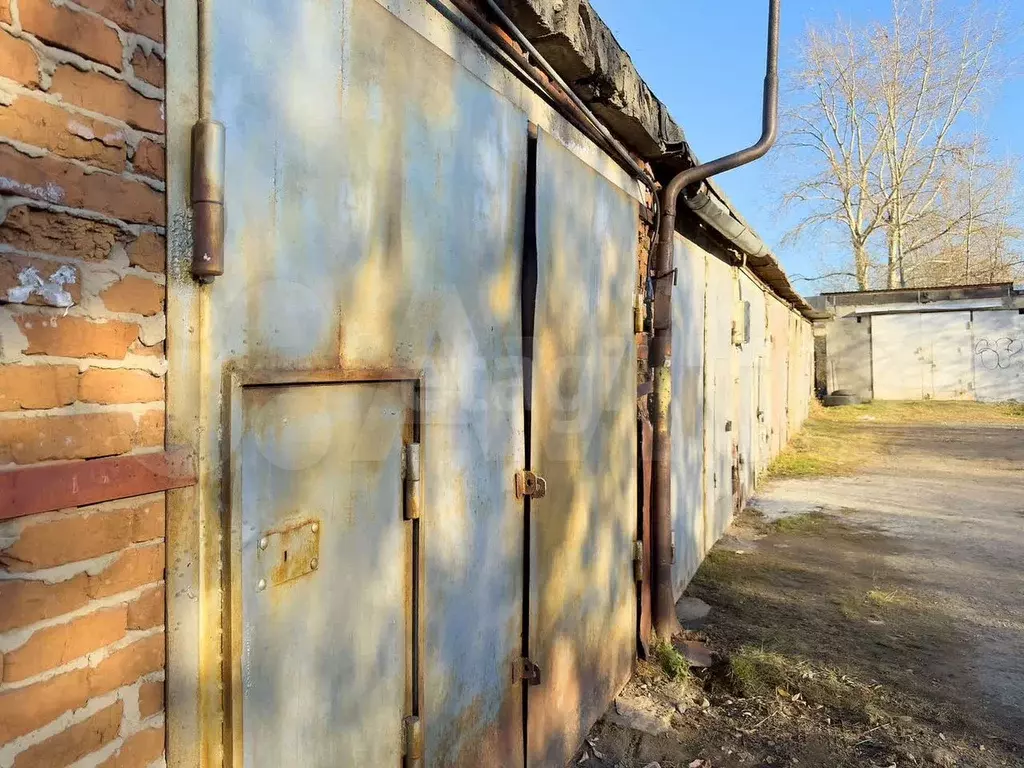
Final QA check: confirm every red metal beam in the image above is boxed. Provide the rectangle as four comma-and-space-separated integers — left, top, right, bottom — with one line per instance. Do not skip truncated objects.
0, 446, 197, 521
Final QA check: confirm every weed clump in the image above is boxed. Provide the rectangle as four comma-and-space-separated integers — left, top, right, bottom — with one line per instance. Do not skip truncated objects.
652, 635, 691, 681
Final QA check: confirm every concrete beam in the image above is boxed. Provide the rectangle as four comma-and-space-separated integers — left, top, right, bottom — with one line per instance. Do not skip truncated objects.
500, 0, 685, 157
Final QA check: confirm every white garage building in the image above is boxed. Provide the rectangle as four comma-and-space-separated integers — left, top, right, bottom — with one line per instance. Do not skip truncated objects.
816, 283, 1024, 402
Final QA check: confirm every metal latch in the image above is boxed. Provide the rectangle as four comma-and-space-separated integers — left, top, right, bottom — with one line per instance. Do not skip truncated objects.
515, 470, 546, 500
632, 541, 644, 583
402, 716, 423, 768
512, 657, 541, 686
402, 443, 421, 520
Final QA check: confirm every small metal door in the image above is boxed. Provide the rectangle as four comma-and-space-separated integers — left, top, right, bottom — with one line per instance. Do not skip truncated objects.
235, 381, 417, 767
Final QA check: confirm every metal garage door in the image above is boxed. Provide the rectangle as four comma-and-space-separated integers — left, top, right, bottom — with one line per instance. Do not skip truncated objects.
527, 128, 637, 768
920, 312, 973, 399
973, 310, 1024, 402
873, 312, 974, 400
872, 314, 925, 399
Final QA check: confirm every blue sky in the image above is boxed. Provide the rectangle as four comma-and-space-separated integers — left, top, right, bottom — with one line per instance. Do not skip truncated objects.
588, 0, 1024, 291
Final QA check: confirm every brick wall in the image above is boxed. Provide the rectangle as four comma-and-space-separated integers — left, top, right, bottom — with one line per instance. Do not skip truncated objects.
0, 0, 167, 764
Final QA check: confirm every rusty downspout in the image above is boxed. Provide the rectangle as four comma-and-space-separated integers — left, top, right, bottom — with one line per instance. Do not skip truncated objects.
650, 0, 781, 639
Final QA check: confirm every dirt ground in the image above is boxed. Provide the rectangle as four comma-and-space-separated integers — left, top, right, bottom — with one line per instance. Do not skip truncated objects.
581, 405, 1024, 768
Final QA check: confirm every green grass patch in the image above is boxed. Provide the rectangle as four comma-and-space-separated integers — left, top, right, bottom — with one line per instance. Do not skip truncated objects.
651, 634, 691, 682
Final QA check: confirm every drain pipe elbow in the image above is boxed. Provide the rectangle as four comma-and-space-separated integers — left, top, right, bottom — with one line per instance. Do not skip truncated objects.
650, 0, 781, 640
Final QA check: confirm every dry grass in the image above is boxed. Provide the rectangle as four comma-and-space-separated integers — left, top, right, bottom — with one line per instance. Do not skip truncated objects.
764, 400, 1024, 480
764, 421, 882, 479
728, 645, 872, 714
770, 511, 833, 534
815, 399, 1024, 425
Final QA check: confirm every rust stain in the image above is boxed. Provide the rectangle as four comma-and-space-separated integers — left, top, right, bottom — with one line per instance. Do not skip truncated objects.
258, 517, 321, 587
434, 665, 522, 768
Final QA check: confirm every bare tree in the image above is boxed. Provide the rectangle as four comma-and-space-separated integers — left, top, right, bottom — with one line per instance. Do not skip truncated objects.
781, 0, 1015, 289
782, 20, 886, 289
875, 0, 1007, 286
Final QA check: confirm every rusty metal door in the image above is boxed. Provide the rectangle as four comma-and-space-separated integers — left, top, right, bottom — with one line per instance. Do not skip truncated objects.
235, 381, 416, 767
197, 0, 531, 764
526, 129, 638, 768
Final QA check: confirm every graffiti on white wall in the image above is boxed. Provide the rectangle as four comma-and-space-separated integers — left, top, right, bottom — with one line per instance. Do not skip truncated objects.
974, 337, 1023, 371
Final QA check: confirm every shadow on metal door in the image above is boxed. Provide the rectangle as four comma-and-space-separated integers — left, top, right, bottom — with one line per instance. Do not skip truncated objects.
228, 375, 423, 767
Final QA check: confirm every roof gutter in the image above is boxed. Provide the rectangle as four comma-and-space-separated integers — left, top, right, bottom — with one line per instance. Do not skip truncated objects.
684, 184, 771, 260
650, 0, 781, 640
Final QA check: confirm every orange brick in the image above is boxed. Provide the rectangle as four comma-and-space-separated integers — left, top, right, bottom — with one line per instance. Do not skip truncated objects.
0, 205, 120, 261
137, 680, 162, 719
74, 0, 162, 42
0, 33, 41, 88
3, 607, 128, 682
88, 632, 164, 697
50, 66, 162, 133
98, 724, 164, 768
87, 542, 164, 599
130, 498, 164, 542
100, 274, 162, 316
12, 700, 123, 768
126, 585, 163, 629
0, 411, 136, 463
128, 340, 163, 358
130, 46, 162, 88
126, 231, 164, 273
0, 501, 142, 571
132, 137, 163, 179
0, 94, 127, 170
18, 0, 123, 69
135, 408, 163, 447
0, 253, 82, 307
17, 313, 139, 358
0, 668, 90, 743
0, 364, 78, 411
79, 368, 164, 404
0, 145, 164, 225
0, 574, 90, 633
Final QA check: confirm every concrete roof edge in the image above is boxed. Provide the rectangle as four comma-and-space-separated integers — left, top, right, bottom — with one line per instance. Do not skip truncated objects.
496, 0, 814, 319
498, 0, 686, 156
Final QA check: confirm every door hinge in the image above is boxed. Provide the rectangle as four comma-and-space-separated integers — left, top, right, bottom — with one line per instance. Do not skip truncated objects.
402, 443, 421, 521
514, 470, 546, 500
632, 541, 644, 583
670, 532, 676, 564
402, 716, 423, 768
512, 656, 542, 686
190, 120, 226, 282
